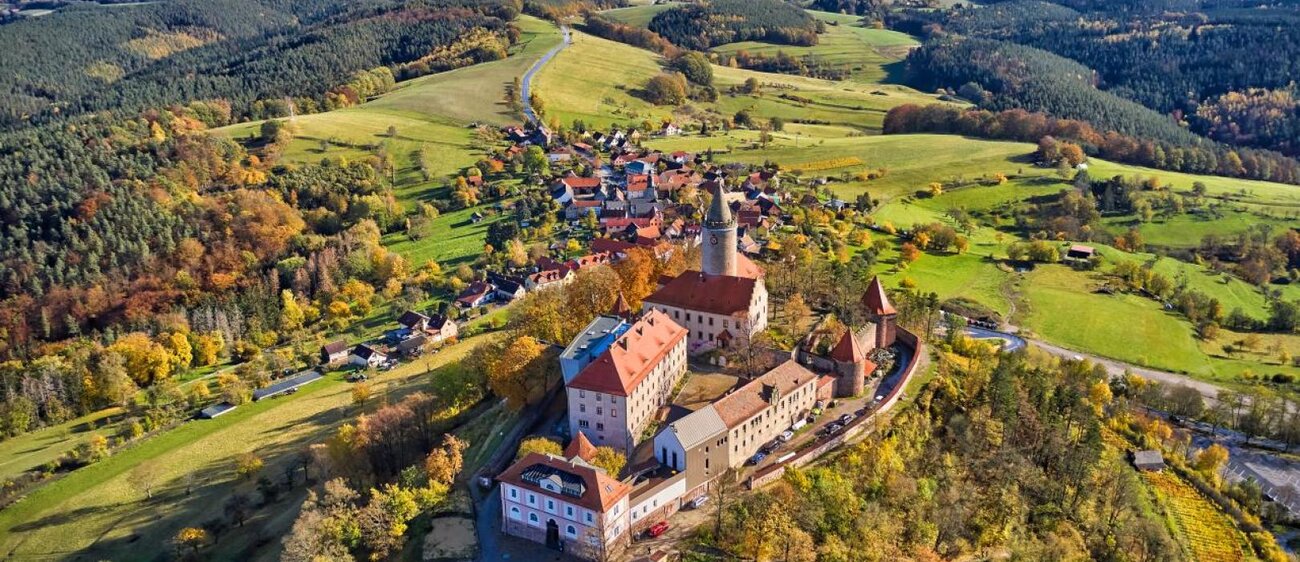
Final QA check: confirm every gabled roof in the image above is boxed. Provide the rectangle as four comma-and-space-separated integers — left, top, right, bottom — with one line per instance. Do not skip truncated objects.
322, 340, 348, 355
397, 310, 429, 328
568, 310, 687, 397
643, 272, 758, 317
611, 292, 633, 319
712, 360, 817, 428
352, 344, 386, 360
560, 176, 601, 190
863, 276, 896, 316
498, 452, 631, 512
565, 431, 599, 462
664, 405, 727, 449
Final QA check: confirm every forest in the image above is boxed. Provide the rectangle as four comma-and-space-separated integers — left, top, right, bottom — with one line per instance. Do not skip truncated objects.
883, 103, 1300, 184
900, 0, 1300, 157
706, 333, 1286, 561
0, 0, 519, 128
647, 0, 822, 50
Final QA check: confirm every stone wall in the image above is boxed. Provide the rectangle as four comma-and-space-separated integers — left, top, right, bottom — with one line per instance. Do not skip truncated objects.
748, 327, 925, 490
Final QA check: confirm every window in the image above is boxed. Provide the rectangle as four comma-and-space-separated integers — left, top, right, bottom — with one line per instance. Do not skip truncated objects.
529, 513, 539, 525
579, 419, 589, 428
612, 408, 617, 418
528, 493, 536, 506
579, 404, 586, 413
597, 422, 604, 431
586, 512, 594, 524
509, 488, 518, 500
579, 390, 585, 398
596, 407, 603, 416
567, 525, 577, 537
709, 317, 714, 326
566, 506, 575, 518
596, 394, 602, 402
510, 507, 522, 520
547, 499, 555, 512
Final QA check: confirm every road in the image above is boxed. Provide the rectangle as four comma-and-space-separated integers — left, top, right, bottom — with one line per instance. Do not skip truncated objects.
520, 25, 570, 125
957, 320, 1224, 402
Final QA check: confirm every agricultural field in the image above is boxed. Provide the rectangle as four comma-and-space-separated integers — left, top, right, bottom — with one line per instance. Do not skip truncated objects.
711, 10, 919, 84
533, 28, 945, 132
596, 2, 680, 27
1144, 471, 1251, 562
0, 408, 124, 482
0, 335, 497, 562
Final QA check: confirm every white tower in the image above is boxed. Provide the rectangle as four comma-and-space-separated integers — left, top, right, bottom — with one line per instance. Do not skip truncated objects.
701, 180, 737, 277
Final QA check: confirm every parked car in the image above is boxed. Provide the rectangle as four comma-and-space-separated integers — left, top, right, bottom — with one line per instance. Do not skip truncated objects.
837, 413, 854, 425
855, 407, 868, 417
827, 422, 844, 434
778, 430, 795, 442
648, 521, 670, 538
761, 440, 781, 454
347, 373, 368, 382
747, 451, 767, 465
687, 495, 709, 510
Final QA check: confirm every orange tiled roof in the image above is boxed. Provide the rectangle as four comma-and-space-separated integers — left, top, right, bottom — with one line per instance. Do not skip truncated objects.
712, 360, 817, 427
568, 310, 687, 397
497, 452, 631, 512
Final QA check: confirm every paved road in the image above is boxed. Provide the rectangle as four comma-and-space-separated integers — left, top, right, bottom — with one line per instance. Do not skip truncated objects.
1026, 337, 1224, 401
520, 25, 570, 125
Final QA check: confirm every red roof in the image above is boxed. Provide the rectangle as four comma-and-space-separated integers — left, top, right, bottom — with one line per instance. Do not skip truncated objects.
496, 452, 631, 512
644, 272, 758, 317
568, 310, 687, 397
863, 276, 896, 316
830, 330, 866, 363
568, 252, 612, 269
735, 254, 764, 280
564, 431, 599, 462
627, 174, 651, 191
562, 176, 601, 190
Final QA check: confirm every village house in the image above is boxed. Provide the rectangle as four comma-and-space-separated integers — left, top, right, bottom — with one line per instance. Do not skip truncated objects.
498, 437, 632, 559
425, 314, 458, 344
488, 273, 527, 302
566, 310, 689, 454
456, 280, 495, 308
349, 344, 387, 368
320, 340, 349, 366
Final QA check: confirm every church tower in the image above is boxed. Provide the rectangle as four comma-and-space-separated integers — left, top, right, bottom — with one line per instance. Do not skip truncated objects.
701, 180, 737, 277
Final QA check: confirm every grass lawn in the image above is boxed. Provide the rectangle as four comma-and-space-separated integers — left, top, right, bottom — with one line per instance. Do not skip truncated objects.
711, 10, 917, 84
596, 2, 680, 27
0, 335, 496, 561
367, 14, 561, 127
382, 203, 510, 268
1019, 265, 1221, 377
1101, 209, 1298, 249
0, 408, 124, 482
534, 28, 945, 132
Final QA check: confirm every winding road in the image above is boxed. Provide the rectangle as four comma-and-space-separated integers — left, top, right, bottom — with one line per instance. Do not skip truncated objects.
962, 324, 1224, 401
520, 25, 570, 125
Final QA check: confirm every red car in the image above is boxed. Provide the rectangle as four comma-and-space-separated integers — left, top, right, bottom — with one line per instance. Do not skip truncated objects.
647, 521, 670, 538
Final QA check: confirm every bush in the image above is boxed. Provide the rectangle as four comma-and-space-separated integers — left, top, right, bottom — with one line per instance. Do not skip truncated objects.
644, 73, 688, 106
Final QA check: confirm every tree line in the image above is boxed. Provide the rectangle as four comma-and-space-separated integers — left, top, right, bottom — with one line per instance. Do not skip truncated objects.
647, 0, 822, 51
883, 103, 1300, 184
901, 0, 1300, 157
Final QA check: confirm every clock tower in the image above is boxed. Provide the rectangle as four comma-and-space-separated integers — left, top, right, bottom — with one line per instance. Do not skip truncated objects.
701, 180, 737, 277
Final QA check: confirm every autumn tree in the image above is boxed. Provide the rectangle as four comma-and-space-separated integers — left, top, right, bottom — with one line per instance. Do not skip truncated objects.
589, 447, 627, 477
612, 248, 657, 308
487, 336, 549, 409
236, 452, 265, 480
516, 436, 563, 460
174, 527, 208, 556
425, 434, 468, 486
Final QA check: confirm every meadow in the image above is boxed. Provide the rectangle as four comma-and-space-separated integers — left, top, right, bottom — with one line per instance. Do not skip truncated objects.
533, 25, 944, 132
0, 335, 499, 562
711, 10, 918, 84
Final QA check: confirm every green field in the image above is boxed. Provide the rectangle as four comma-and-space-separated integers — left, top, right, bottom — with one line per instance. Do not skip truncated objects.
0, 408, 123, 482
711, 10, 918, 84
0, 336, 493, 562
597, 2, 680, 27
533, 27, 945, 131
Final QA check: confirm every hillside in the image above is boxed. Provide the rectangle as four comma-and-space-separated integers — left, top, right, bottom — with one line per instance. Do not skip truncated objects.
647, 0, 821, 50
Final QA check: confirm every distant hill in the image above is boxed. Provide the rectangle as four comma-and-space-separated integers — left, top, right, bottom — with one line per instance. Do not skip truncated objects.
647, 0, 821, 50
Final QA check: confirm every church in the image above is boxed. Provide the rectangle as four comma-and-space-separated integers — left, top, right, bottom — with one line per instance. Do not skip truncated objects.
641, 180, 769, 354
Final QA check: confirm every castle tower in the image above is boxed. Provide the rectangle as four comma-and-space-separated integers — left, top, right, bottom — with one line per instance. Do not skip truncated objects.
863, 276, 898, 349
829, 330, 868, 397
701, 180, 737, 277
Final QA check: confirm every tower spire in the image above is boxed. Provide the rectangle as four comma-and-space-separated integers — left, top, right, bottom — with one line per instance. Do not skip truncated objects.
704, 180, 733, 228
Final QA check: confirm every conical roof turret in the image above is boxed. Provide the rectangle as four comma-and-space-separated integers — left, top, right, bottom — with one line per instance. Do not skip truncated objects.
704, 180, 733, 228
